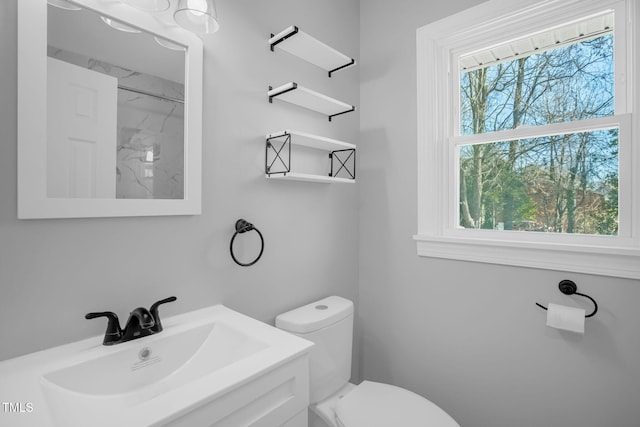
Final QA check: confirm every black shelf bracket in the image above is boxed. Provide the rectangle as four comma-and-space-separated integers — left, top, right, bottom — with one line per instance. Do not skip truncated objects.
265, 132, 291, 176
328, 58, 356, 78
268, 83, 298, 104
329, 149, 356, 180
269, 26, 299, 52
329, 105, 356, 122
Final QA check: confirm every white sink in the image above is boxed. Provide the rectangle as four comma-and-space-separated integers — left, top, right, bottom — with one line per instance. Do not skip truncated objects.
42, 322, 267, 396
0, 304, 313, 427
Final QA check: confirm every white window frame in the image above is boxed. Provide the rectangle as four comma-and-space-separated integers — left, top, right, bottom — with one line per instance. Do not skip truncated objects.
415, 0, 640, 279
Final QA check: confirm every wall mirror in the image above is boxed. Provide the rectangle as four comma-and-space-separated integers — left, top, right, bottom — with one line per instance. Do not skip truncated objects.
18, 0, 203, 218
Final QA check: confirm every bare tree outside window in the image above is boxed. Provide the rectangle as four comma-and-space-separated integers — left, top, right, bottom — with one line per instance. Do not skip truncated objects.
459, 31, 617, 235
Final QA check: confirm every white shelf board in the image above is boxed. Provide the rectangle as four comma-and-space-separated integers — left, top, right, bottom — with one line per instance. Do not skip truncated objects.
268, 82, 355, 120
266, 173, 355, 184
269, 26, 356, 76
267, 130, 355, 151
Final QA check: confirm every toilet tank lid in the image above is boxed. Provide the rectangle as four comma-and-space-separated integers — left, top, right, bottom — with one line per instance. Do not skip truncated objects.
276, 296, 354, 334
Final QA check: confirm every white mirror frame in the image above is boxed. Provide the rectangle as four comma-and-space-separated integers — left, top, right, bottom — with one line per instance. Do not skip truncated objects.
17, 0, 203, 219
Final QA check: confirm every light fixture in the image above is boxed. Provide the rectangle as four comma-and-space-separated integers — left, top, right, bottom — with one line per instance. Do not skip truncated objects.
100, 16, 142, 33
174, 0, 220, 34
154, 36, 187, 51
47, 0, 82, 10
122, 0, 170, 12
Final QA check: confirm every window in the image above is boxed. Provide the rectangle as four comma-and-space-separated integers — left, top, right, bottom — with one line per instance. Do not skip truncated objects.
459, 20, 617, 235
416, 0, 640, 279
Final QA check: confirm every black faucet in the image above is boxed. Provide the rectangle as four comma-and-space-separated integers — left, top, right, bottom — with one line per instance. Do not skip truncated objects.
149, 296, 177, 333
84, 311, 122, 345
121, 307, 155, 342
85, 296, 177, 346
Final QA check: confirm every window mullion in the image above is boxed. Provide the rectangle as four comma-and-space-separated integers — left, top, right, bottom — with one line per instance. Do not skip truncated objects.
450, 115, 627, 147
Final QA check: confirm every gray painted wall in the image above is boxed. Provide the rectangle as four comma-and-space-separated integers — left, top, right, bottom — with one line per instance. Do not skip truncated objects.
0, 0, 359, 361
358, 1, 640, 427
4, 1, 640, 425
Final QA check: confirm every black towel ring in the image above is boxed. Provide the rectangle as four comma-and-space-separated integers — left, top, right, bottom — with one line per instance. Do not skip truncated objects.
230, 219, 264, 267
535, 280, 598, 318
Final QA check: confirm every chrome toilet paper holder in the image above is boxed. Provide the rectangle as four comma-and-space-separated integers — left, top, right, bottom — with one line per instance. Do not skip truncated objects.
536, 280, 598, 318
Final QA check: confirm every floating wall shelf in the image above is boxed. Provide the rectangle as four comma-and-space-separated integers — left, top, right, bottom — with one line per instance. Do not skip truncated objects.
269, 26, 356, 77
266, 172, 355, 184
265, 130, 356, 184
269, 130, 355, 151
268, 83, 355, 122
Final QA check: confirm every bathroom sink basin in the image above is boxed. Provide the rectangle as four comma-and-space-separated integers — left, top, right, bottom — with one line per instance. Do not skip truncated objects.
41, 322, 267, 397
0, 304, 313, 427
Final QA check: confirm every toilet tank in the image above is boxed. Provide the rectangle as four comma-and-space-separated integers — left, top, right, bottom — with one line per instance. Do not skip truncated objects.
276, 296, 354, 404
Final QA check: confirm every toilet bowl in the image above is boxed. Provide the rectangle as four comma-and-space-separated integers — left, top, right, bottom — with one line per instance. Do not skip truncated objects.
276, 296, 460, 427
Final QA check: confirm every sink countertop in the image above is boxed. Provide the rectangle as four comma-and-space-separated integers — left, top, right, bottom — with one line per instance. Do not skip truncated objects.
0, 304, 314, 427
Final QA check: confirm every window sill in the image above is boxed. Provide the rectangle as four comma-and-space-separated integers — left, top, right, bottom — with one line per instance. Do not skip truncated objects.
414, 234, 640, 279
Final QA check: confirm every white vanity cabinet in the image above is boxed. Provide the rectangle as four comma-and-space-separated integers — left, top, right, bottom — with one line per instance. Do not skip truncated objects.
0, 305, 313, 427
165, 354, 310, 427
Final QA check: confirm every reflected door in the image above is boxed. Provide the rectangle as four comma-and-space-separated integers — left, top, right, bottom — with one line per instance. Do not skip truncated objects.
47, 57, 117, 198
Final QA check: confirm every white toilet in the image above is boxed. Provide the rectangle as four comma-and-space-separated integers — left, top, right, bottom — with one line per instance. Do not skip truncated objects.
276, 296, 460, 427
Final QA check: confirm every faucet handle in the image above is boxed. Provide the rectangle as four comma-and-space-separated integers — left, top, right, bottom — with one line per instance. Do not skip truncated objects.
85, 311, 122, 345
149, 296, 177, 333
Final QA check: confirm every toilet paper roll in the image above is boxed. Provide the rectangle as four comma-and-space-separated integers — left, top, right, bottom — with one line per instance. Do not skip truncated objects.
546, 303, 585, 334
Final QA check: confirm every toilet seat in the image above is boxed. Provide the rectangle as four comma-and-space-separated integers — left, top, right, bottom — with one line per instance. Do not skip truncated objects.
335, 381, 459, 427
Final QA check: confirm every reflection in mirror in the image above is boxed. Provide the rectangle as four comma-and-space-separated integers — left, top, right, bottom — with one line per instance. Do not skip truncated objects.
47, 3, 185, 199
